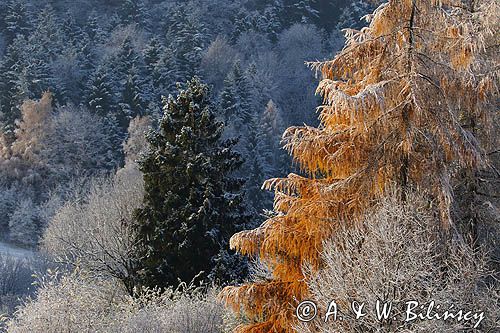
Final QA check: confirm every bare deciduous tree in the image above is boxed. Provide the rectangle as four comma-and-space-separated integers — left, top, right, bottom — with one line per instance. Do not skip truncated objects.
41, 166, 144, 294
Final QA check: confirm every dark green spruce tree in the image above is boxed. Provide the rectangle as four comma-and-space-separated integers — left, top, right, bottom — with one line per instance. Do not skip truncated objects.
135, 77, 250, 289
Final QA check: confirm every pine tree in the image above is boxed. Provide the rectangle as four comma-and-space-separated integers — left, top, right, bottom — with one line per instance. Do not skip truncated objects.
231, 9, 253, 43
261, 5, 283, 42
120, 0, 148, 30
61, 12, 87, 48
245, 115, 273, 214
85, 11, 104, 43
87, 65, 115, 117
335, 0, 373, 30
9, 198, 39, 247
219, 61, 253, 149
167, 5, 207, 83
115, 37, 140, 83
30, 5, 64, 59
4, 0, 31, 43
282, 0, 320, 25
142, 37, 167, 102
143, 37, 162, 85
260, 100, 287, 175
119, 66, 146, 123
0, 36, 28, 141
219, 62, 274, 215
145, 45, 179, 95
0, 58, 17, 140
221, 1, 498, 332
86, 65, 125, 167
135, 77, 250, 289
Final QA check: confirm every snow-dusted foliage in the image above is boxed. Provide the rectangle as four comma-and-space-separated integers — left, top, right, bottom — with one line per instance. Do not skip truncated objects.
135, 78, 250, 289
8, 198, 39, 247
123, 115, 152, 166
336, 0, 373, 30
298, 193, 500, 332
43, 104, 121, 177
201, 37, 239, 93
5, 270, 235, 333
0, 1, 369, 249
42, 166, 144, 294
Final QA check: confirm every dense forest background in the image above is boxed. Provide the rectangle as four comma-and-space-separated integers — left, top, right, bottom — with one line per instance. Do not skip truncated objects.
0, 0, 376, 324
0, 0, 373, 247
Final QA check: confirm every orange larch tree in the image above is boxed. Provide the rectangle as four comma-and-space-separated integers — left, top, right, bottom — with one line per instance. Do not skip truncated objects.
221, 0, 499, 332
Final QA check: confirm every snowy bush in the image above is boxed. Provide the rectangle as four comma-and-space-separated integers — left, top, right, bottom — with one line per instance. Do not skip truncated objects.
0, 253, 47, 322
41, 166, 143, 294
5, 270, 236, 333
0, 186, 16, 236
8, 198, 39, 247
297, 192, 500, 333
0, 255, 35, 297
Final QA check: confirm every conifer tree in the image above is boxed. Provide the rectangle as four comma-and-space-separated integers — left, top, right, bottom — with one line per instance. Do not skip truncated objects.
87, 65, 115, 117
260, 100, 287, 175
61, 12, 87, 48
85, 12, 104, 43
120, 0, 148, 29
281, 0, 320, 25
245, 115, 273, 214
30, 5, 64, 59
335, 0, 373, 30
167, 5, 207, 83
219, 61, 253, 149
0, 36, 28, 140
4, 0, 31, 43
221, 1, 498, 332
115, 37, 140, 82
135, 77, 250, 289
86, 65, 125, 166
143, 37, 163, 89
119, 67, 147, 122
0, 58, 17, 139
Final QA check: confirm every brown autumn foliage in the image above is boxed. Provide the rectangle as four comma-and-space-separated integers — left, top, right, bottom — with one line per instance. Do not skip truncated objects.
220, 1, 499, 332
11, 92, 53, 163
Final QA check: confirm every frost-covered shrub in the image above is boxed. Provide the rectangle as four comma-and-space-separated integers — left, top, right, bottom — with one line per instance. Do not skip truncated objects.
122, 116, 152, 167
0, 255, 35, 296
5, 270, 128, 333
42, 105, 121, 178
6, 270, 236, 333
297, 193, 499, 333
0, 254, 47, 322
8, 199, 39, 247
41, 166, 143, 294
109, 287, 229, 333
0, 186, 16, 236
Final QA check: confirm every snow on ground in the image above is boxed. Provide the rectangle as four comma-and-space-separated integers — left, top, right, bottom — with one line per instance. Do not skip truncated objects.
0, 241, 33, 259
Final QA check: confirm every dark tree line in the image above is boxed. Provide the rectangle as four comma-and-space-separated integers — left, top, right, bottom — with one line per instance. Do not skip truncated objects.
0, 0, 373, 256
